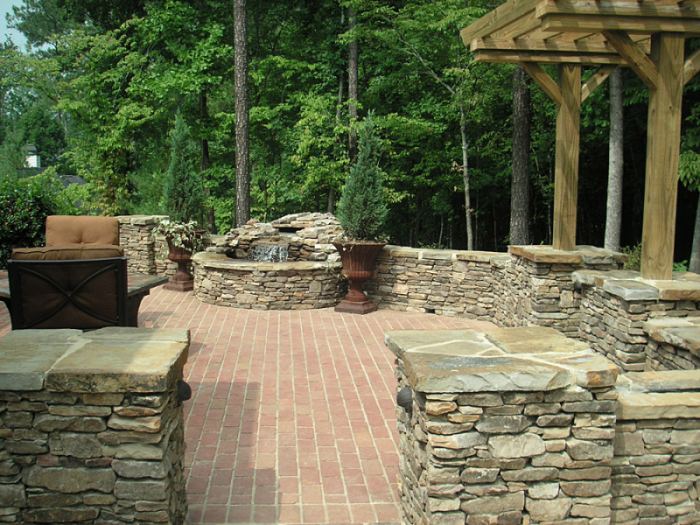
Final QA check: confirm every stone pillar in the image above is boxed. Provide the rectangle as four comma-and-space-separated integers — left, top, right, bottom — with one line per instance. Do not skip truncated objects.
498, 245, 625, 336
117, 215, 168, 275
644, 317, 700, 371
613, 370, 700, 523
387, 326, 619, 525
575, 270, 700, 372
0, 328, 189, 524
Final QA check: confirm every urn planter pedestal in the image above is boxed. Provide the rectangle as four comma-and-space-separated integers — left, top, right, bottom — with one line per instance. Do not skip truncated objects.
333, 241, 385, 314
164, 241, 194, 291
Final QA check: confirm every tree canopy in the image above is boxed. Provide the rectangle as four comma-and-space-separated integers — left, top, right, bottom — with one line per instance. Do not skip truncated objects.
1, 0, 698, 263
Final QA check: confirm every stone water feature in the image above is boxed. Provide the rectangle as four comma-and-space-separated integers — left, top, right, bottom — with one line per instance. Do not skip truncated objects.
192, 213, 346, 310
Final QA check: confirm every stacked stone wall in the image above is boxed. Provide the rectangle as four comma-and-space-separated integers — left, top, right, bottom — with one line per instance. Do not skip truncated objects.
644, 318, 700, 371
611, 374, 700, 524
193, 253, 345, 310
0, 328, 189, 525
576, 274, 700, 372
367, 247, 507, 320
117, 216, 167, 275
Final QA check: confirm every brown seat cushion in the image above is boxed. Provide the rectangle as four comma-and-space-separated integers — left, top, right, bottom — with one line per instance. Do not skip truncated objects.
46, 215, 120, 246
11, 245, 124, 261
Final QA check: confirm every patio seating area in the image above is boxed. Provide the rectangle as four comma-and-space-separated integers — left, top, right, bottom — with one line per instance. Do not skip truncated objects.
0, 284, 491, 524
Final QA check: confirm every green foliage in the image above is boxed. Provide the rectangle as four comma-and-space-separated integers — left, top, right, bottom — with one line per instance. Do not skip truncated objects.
164, 114, 204, 224
622, 243, 641, 271
0, 174, 59, 267
336, 113, 388, 241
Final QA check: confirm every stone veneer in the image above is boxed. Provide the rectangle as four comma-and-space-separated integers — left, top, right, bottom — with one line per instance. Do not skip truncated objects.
644, 317, 700, 371
575, 270, 700, 372
366, 247, 509, 320
613, 371, 700, 524
388, 326, 700, 524
0, 328, 189, 524
117, 215, 168, 275
192, 252, 345, 310
387, 326, 620, 525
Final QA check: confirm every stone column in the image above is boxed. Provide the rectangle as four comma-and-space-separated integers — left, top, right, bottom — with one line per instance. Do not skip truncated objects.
387, 326, 619, 525
0, 328, 189, 524
117, 215, 168, 275
499, 245, 625, 336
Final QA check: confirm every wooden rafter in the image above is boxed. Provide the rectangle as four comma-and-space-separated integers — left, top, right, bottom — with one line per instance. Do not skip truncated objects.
536, 0, 700, 20
541, 14, 700, 35
460, 0, 539, 44
473, 50, 625, 65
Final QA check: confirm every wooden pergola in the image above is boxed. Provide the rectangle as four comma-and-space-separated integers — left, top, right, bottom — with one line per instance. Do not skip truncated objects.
461, 0, 700, 280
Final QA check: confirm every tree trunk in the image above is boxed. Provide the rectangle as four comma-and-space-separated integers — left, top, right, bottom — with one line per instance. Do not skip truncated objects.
200, 91, 215, 232
234, 0, 250, 227
605, 68, 624, 252
690, 193, 700, 273
460, 105, 473, 250
348, 7, 358, 162
510, 65, 531, 245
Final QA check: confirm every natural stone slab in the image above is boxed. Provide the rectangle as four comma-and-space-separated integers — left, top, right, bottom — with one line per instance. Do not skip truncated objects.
0, 330, 81, 391
386, 327, 617, 393
643, 318, 700, 357
489, 434, 545, 458
25, 466, 115, 493
46, 328, 188, 393
620, 370, 700, 393
602, 280, 659, 301
509, 244, 624, 265
617, 391, 700, 420
192, 251, 340, 273
644, 279, 700, 301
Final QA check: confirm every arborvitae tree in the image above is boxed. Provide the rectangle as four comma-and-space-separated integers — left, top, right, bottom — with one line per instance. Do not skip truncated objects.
336, 113, 387, 241
165, 114, 204, 224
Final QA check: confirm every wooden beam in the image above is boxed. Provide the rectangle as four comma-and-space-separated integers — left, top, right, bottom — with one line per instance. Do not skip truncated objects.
603, 30, 658, 88
542, 14, 700, 35
581, 66, 616, 103
553, 65, 582, 251
684, 49, 700, 85
522, 63, 562, 105
472, 38, 622, 55
537, 0, 700, 20
641, 34, 685, 280
473, 50, 626, 66
460, 0, 539, 45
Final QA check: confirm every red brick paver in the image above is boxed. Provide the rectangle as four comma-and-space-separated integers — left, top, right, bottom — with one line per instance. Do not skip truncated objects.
0, 286, 492, 524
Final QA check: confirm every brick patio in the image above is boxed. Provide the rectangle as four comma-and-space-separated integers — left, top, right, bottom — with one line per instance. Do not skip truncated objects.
0, 286, 492, 524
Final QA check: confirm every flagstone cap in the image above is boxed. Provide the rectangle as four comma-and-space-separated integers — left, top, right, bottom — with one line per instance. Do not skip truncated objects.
509, 245, 626, 266
644, 317, 700, 357
617, 369, 700, 420
0, 328, 189, 393
385, 326, 618, 393
573, 269, 700, 301
192, 251, 340, 272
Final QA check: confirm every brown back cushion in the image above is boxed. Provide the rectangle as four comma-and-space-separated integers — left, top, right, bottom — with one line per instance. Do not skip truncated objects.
12, 245, 124, 261
46, 215, 120, 246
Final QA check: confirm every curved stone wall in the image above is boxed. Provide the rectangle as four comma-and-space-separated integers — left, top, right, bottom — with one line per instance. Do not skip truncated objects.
192, 252, 345, 310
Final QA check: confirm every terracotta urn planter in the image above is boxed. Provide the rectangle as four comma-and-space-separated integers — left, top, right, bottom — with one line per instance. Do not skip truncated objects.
164, 239, 194, 292
333, 241, 385, 314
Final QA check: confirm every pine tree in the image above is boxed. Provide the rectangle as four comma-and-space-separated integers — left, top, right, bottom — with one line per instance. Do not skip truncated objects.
165, 114, 203, 224
336, 113, 387, 241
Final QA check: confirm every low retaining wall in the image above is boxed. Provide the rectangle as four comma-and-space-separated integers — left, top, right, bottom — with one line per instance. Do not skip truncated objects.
613, 371, 700, 524
0, 328, 189, 524
388, 326, 700, 524
575, 270, 700, 372
192, 252, 345, 310
644, 317, 700, 371
117, 215, 167, 276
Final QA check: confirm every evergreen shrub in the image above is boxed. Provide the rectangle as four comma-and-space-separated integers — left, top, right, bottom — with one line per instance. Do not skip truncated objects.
336, 113, 388, 241
164, 114, 204, 224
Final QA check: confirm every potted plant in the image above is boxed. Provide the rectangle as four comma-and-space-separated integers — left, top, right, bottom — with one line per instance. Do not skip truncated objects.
333, 112, 388, 314
158, 113, 206, 291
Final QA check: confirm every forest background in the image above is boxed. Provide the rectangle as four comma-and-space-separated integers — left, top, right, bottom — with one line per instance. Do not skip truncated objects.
1, 0, 699, 265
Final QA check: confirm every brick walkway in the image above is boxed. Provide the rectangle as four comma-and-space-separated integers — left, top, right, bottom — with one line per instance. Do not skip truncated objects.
0, 286, 492, 524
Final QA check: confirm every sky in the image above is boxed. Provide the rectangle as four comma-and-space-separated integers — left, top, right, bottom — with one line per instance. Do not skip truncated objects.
1, 0, 28, 50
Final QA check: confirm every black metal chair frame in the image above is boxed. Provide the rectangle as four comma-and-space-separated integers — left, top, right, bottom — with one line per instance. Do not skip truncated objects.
7, 256, 128, 329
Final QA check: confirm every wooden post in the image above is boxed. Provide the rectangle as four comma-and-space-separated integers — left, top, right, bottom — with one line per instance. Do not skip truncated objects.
641, 34, 684, 280
552, 64, 581, 250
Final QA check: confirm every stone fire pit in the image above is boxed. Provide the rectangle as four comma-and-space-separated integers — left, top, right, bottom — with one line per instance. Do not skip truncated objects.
192, 213, 346, 310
